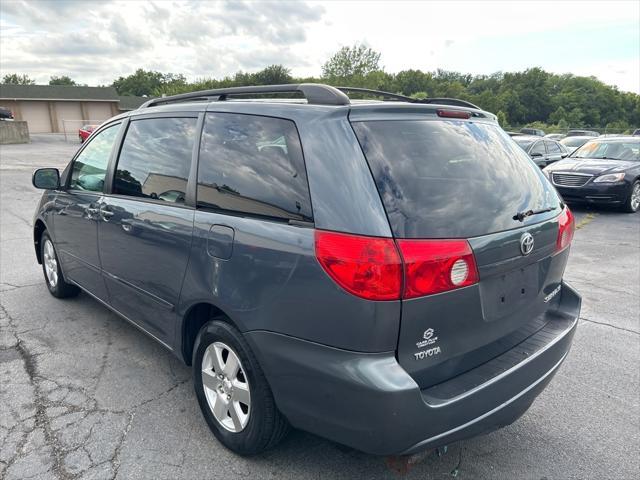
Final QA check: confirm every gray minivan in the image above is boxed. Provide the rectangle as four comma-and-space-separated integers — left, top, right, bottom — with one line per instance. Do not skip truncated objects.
32, 84, 580, 456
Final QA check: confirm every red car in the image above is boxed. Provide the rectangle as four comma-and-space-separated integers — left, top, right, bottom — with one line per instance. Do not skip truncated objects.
78, 124, 98, 143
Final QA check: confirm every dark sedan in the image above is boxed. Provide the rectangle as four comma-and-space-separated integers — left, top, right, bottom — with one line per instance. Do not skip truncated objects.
512, 135, 568, 168
543, 137, 640, 213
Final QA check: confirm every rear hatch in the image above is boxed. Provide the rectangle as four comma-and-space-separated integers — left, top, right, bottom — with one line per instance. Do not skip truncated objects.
351, 108, 570, 388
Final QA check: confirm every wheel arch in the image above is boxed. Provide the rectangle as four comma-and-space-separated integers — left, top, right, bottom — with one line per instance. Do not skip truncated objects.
179, 301, 241, 366
33, 218, 47, 264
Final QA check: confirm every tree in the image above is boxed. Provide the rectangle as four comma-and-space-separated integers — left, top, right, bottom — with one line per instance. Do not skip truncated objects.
49, 75, 77, 86
322, 44, 381, 78
496, 110, 508, 127
2, 73, 35, 85
112, 69, 186, 96
253, 65, 292, 85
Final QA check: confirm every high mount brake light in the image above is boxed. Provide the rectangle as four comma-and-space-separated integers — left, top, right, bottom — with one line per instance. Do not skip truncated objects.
556, 206, 575, 253
436, 109, 471, 119
315, 231, 479, 301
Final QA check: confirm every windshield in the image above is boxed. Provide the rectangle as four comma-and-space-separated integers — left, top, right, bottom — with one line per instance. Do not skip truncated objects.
561, 137, 590, 147
573, 140, 640, 161
513, 137, 535, 149
352, 120, 561, 238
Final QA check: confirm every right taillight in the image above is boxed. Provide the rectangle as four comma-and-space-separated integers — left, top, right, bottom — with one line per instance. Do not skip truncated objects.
397, 239, 479, 298
556, 206, 575, 253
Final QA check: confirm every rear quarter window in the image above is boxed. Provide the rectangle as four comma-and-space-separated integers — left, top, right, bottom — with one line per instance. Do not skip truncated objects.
197, 112, 312, 222
352, 119, 561, 238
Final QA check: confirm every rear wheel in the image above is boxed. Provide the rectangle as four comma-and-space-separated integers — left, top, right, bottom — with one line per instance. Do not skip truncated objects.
40, 231, 80, 298
193, 319, 289, 455
622, 180, 640, 213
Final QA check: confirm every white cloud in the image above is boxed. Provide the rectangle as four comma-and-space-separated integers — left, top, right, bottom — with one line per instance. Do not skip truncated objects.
0, 0, 638, 93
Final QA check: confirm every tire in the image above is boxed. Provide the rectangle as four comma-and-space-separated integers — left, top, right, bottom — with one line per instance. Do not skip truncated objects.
40, 231, 80, 298
622, 180, 640, 213
193, 319, 289, 455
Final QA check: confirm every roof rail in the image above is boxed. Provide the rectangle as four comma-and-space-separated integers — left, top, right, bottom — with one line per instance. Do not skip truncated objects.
137, 83, 480, 110
337, 87, 479, 109
420, 97, 480, 109
336, 87, 415, 103
139, 83, 350, 108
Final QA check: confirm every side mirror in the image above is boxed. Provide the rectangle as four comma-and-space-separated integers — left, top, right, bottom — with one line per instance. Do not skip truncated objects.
32, 168, 60, 189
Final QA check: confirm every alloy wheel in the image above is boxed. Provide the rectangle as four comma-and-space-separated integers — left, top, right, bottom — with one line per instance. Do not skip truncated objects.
201, 342, 251, 432
43, 239, 58, 288
631, 183, 640, 211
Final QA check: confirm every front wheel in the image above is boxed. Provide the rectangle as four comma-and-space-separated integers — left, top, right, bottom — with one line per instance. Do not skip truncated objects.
40, 231, 80, 298
622, 180, 640, 213
193, 320, 289, 455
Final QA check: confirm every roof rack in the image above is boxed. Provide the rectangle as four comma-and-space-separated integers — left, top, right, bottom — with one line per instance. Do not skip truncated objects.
139, 84, 350, 108
138, 83, 480, 110
336, 88, 479, 109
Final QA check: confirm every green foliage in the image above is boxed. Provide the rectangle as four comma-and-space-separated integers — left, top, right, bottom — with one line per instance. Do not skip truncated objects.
2, 73, 35, 85
253, 65, 292, 85
49, 75, 77, 86
496, 111, 508, 127
112, 69, 186, 96
105, 45, 639, 129
321, 44, 381, 79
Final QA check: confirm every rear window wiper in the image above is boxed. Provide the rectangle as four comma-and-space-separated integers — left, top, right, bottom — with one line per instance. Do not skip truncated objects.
513, 206, 557, 222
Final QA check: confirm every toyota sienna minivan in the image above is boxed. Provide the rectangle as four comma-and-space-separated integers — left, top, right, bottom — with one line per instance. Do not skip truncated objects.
32, 84, 580, 456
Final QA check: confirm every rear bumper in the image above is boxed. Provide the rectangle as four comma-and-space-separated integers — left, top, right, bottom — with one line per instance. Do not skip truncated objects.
246, 282, 581, 456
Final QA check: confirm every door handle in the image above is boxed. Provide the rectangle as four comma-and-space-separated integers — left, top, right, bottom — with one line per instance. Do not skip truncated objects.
99, 204, 114, 221
85, 205, 99, 218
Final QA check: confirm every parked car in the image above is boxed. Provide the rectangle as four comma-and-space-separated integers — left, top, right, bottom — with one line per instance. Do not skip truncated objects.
513, 135, 568, 167
560, 135, 593, 155
31, 84, 580, 456
78, 124, 98, 143
565, 129, 599, 137
544, 133, 565, 141
544, 137, 640, 212
632, 128, 640, 136
520, 127, 545, 136
0, 106, 14, 120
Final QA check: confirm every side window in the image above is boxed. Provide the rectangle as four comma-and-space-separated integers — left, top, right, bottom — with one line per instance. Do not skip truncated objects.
69, 124, 120, 192
546, 141, 561, 154
530, 141, 546, 156
114, 117, 197, 203
197, 113, 313, 222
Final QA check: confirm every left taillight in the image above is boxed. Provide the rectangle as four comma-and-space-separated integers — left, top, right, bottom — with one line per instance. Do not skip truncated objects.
556, 206, 575, 253
315, 231, 479, 301
314, 230, 402, 301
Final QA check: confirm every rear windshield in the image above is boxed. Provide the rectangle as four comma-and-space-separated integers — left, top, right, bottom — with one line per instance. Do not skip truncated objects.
352, 120, 561, 238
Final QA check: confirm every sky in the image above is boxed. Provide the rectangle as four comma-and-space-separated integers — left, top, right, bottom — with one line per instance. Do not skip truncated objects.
1, 0, 638, 93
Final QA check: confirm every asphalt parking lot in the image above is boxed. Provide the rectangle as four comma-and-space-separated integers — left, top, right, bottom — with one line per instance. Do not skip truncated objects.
1, 134, 639, 480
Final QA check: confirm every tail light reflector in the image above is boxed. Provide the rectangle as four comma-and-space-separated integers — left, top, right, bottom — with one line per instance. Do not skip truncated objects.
314, 230, 402, 301
397, 239, 479, 298
556, 206, 575, 253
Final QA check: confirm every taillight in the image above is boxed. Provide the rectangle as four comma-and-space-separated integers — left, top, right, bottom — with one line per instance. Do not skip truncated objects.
556, 206, 575, 253
315, 231, 479, 301
314, 230, 402, 301
397, 240, 479, 298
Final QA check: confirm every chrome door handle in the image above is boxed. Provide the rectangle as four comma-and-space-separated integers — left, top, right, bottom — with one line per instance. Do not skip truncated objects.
99, 205, 114, 221
85, 206, 99, 217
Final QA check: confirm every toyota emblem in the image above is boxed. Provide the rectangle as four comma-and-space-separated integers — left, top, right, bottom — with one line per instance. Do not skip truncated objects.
520, 232, 534, 256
